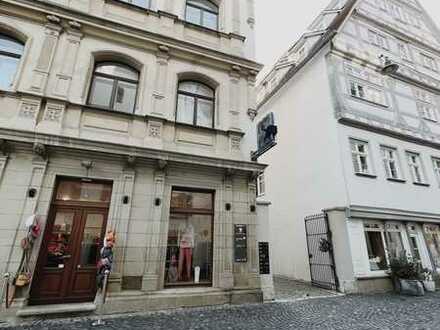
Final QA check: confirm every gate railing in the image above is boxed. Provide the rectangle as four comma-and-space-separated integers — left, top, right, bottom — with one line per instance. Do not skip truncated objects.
305, 213, 339, 291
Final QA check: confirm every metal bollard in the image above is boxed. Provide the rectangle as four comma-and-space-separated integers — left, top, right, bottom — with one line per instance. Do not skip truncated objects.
91, 270, 110, 327
2, 273, 10, 309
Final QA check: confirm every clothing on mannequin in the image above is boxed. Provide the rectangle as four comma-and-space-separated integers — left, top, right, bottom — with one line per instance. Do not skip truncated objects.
178, 221, 194, 281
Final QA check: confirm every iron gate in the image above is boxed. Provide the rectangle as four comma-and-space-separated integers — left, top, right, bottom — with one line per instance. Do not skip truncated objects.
305, 213, 339, 291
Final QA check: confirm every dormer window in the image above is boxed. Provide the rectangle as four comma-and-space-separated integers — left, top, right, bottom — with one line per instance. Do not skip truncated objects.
186, 0, 219, 30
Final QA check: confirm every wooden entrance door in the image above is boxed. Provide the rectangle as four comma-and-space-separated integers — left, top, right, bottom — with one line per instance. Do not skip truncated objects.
30, 179, 111, 305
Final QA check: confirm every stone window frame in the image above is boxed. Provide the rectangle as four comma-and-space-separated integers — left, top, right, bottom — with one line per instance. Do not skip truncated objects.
87, 61, 140, 114
185, 0, 219, 31
0, 32, 25, 92
175, 80, 216, 128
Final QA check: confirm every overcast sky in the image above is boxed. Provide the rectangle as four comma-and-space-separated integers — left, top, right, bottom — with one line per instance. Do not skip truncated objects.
256, 0, 440, 68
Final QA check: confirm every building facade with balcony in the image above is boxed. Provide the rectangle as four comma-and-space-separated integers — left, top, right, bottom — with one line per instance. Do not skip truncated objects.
252, 0, 440, 293
0, 0, 266, 318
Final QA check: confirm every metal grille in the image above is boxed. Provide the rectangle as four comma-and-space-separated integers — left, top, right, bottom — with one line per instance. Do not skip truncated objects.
305, 213, 339, 291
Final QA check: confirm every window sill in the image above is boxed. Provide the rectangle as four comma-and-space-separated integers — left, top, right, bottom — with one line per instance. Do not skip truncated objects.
387, 178, 406, 183
350, 95, 388, 109
355, 172, 377, 179
84, 104, 135, 117
413, 182, 430, 187
423, 117, 438, 123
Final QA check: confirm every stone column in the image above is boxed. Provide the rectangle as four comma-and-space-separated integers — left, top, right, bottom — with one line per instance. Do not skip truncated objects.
151, 45, 170, 117
218, 170, 234, 289
247, 173, 260, 288
52, 21, 83, 98
229, 66, 242, 131
108, 161, 136, 292
30, 15, 63, 94
142, 160, 167, 292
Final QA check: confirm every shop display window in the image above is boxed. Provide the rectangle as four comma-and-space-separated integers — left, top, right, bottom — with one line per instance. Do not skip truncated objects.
165, 189, 213, 286
424, 225, 440, 269
364, 223, 388, 271
385, 224, 405, 259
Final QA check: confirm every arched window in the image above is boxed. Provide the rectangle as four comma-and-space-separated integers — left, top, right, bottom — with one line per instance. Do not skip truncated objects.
177, 81, 215, 128
88, 62, 139, 114
0, 33, 24, 91
185, 0, 219, 30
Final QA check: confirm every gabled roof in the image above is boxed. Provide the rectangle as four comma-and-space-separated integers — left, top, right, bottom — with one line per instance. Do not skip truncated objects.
257, 0, 359, 110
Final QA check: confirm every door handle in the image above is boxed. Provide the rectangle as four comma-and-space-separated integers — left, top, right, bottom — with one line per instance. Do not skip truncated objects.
77, 265, 81, 269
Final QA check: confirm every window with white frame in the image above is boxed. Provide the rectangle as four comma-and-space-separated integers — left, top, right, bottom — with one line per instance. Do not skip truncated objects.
418, 102, 438, 122
368, 30, 389, 50
406, 152, 426, 184
381, 146, 402, 180
432, 157, 440, 184
384, 223, 405, 260
420, 53, 438, 72
349, 81, 386, 105
350, 139, 372, 175
398, 42, 411, 62
364, 223, 388, 271
257, 173, 265, 197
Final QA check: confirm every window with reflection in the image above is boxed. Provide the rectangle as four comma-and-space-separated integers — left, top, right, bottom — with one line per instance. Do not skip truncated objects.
424, 225, 440, 269
56, 180, 112, 203
120, 0, 150, 9
88, 62, 139, 113
177, 81, 215, 128
0, 33, 24, 91
165, 189, 214, 286
186, 0, 219, 30
364, 223, 388, 271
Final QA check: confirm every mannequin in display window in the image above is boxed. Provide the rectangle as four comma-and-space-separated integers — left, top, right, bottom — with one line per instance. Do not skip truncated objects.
178, 220, 194, 281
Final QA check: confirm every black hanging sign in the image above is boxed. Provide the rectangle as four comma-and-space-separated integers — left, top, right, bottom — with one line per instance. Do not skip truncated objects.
234, 224, 247, 262
258, 242, 270, 275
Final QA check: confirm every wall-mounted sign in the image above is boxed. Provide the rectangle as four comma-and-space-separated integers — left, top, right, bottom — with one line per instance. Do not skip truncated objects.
258, 242, 270, 275
234, 224, 247, 263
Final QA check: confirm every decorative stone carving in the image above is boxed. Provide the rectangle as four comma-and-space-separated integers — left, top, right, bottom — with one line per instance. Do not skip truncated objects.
43, 105, 63, 122
68, 20, 82, 30
0, 139, 10, 156
19, 101, 39, 119
148, 122, 162, 138
247, 108, 257, 121
231, 136, 241, 151
156, 159, 168, 171
46, 15, 61, 24
126, 155, 137, 168
33, 143, 47, 159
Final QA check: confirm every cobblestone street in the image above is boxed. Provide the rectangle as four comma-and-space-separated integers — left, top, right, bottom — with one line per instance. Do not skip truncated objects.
7, 290, 440, 330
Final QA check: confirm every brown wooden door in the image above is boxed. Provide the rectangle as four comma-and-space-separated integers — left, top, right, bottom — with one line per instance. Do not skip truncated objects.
30, 207, 108, 305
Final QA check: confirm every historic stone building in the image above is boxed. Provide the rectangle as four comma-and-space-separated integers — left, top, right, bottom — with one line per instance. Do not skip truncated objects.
0, 0, 266, 318
253, 0, 440, 293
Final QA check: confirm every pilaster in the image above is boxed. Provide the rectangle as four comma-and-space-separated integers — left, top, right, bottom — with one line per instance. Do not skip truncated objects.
218, 171, 234, 290
30, 15, 63, 94
142, 160, 167, 292
0, 140, 10, 186
108, 164, 136, 292
151, 45, 170, 117
247, 173, 260, 288
229, 66, 242, 131
52, 21, 83, 98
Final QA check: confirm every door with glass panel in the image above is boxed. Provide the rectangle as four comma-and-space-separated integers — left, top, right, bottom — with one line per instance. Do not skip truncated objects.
30, 179, 111, 305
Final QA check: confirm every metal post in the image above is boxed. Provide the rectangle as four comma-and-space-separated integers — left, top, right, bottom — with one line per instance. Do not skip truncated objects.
2, 273, 10, 309
91, 270, 110, 327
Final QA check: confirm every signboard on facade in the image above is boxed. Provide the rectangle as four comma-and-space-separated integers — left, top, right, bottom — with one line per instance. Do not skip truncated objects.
234, 224, 247, 262
258, 242, 270, 275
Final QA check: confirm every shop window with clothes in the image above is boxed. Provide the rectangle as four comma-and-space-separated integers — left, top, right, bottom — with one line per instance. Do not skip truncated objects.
424, 224, 440, 270
165, 189, 214, 286
0, 33, 24, 91
364, 223, 388, 271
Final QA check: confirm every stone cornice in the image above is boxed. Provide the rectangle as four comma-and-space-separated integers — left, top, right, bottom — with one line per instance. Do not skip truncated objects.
0, 128, 266, 173
1, 0, 262, 72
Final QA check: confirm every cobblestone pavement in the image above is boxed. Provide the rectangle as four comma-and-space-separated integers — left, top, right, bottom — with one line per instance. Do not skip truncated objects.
273, 276, 339, 300
9, 292, 440, 330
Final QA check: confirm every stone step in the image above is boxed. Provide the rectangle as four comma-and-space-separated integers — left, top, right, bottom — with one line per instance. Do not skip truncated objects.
16, 302, 96, 317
